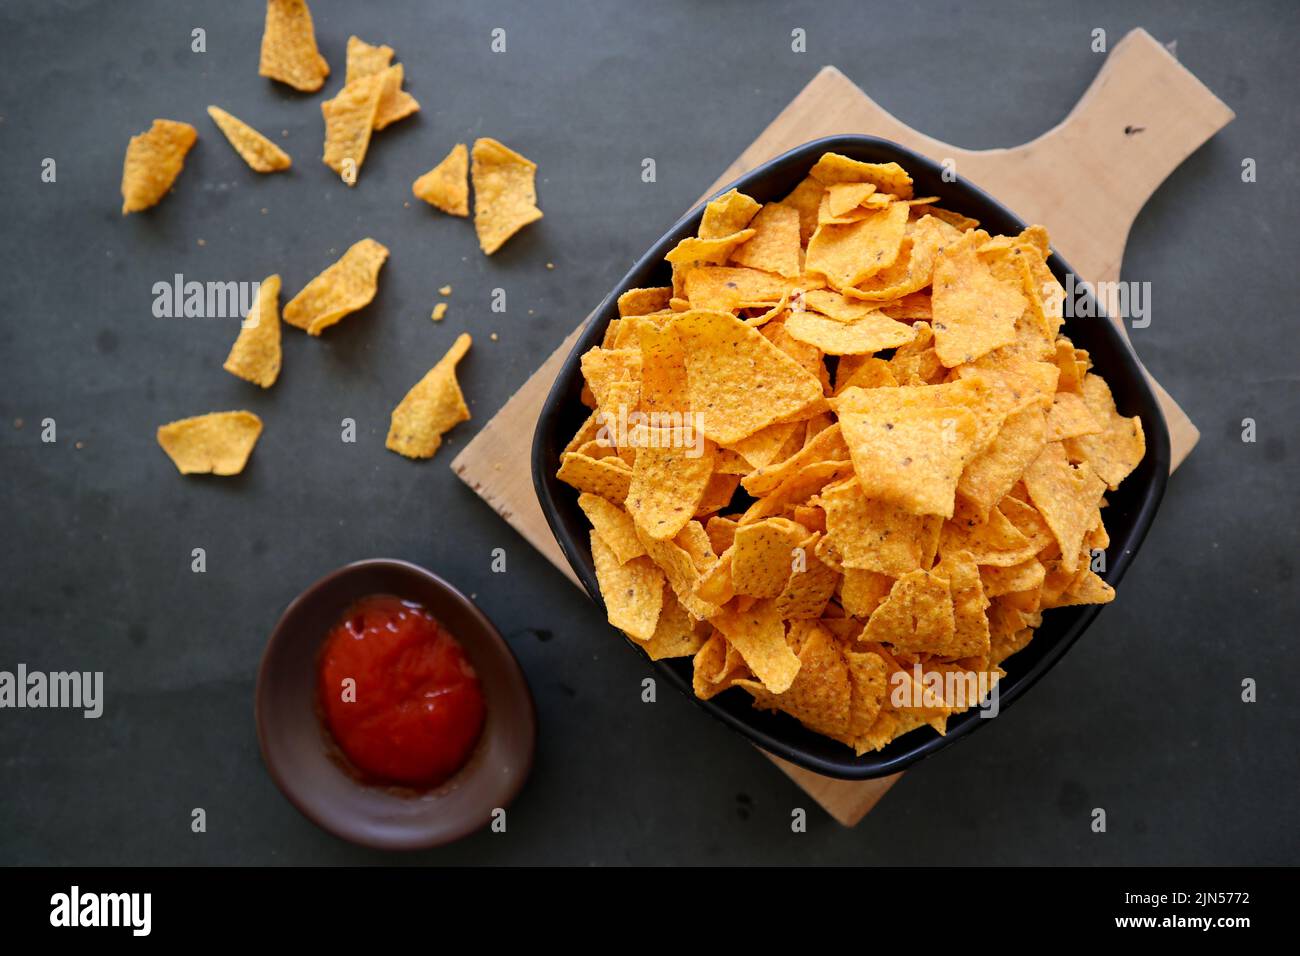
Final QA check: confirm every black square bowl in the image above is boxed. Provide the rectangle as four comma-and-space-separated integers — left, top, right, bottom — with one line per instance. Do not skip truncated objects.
532, 134, 1170, 779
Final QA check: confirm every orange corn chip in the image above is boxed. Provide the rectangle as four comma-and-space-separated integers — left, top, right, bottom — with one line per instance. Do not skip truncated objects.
816, 476, 941, 575
557, 452, 632, 502
637, 587, 709, 660
223, 274, 282, 388
931, 233, 1026, 367
784, 309, 916, 355
673, 311, 823, 445
731, 518, 810, 598
385, 332, 472, 459
283, 238, 389, 335
259, 0, 329, 92
957, 405, 1048, 520
344, 37, 420, 130
862, 569, 955, 654
699, 189, 762, 239
711, 599, 800, 694
1062, 374, 1146, 489
618, 287, 673, 317
805, 202, 909, 289
120, 119, 197, 214
157, 411, 262, 476
412, 143, 469, 216
591, 531, 665, 641
206, 107, 291, 173
1022, 443, 1107, 574
739, 623, 851, 736
626, 431, 714, 541
730, 203, 802, 277
579, 493, 646, 565
321, 69, 388, 184
808, 153, 914, 199
471, 137, 543, 254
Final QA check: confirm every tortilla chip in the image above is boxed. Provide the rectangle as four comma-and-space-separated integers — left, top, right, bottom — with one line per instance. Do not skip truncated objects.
816, 476, 940, 575
1022, 443, 1107, 573
1062, 374, 1146, 489
937, 550, 992, 658
557, 452, 632, 502
837, 399, 978, 518
681, 265, 789, 312
672, 311, 824, 445
805, 203, 909, 289
223, 274, 282, 388
412, 143, 469, 216
283, 238, 389, 335
931, 233, 1026, 367
1046, 390, 1102, 442
637, 523, 721, 620
384, 333, 472, 459
344, 37, 420, 130
157, 411, 262, 475
862, 569, 955, 654
320, 69, 387, 183
206, 107, 291, 173
471, 137, 543, 254
784, 309, 916, 355
840, 568, 894, 618
700, 189, 762, 239
730, 518, 810, 598
259, 0, 329, 92
591, 531, 664, 641
626, 431, 714, 540
957, 405, 1048, 520
120, 119, 197, 214
730, 203, 802, 277
618, 287, 673, 317
808, 153, 914, 199
740, 623, 851, 736
711, 599, 800, 693
780, 176, 826, 243
637, 587, 708, 660
579, 494, 646, 564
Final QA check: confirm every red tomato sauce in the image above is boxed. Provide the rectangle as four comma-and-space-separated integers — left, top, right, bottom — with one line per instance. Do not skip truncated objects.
318, 595, 486, 789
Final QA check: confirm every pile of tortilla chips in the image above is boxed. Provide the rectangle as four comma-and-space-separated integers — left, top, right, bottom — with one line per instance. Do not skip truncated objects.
557, 152, 1145, 754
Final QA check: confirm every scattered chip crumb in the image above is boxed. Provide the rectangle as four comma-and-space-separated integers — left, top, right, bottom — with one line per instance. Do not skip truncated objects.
75, 441, 84, 450
260, 207, 269, 215
14, 419, 23, 429
546, 262, 555, 270
490, 332, 499, 341
439, 285, 452, 296
431, 302, 447, 322
197, 239, 206, 247
403, 201, 410, 208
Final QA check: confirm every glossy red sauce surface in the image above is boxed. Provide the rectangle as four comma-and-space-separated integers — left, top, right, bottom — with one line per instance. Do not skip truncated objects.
318, 595, 485, 788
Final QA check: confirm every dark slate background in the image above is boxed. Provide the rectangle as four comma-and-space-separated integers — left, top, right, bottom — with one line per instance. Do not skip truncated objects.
1, 0, 1296, 866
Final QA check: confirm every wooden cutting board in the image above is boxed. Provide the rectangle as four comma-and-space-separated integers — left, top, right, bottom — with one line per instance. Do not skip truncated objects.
452, 28, 1232, 826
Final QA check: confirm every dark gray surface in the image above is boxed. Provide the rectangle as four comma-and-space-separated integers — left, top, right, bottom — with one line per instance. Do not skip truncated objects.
1, 0, 1296, 866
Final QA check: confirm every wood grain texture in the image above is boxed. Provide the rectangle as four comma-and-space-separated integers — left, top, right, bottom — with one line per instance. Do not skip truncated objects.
452, 29, 1231, 826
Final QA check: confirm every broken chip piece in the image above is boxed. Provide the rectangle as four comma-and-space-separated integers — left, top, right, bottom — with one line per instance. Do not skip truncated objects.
258, 0, 329, 92
157, 411, 263, 475
206, 106, 291, 173
386, 332, 472, 459
283, 238, 389, 335
413, 143, 470, 216
223, 274, 282, 387
120, 119, 197, 214
471, 137, 543, 254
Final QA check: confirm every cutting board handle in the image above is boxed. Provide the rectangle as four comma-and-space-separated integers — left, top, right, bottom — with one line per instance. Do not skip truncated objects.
999, 28, 1235, 282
